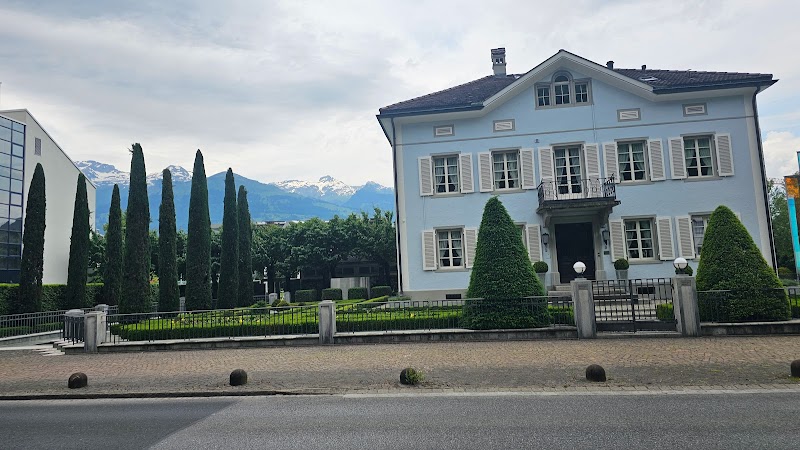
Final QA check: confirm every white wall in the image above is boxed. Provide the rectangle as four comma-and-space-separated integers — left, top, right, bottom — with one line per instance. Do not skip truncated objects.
1, 110, 96, 284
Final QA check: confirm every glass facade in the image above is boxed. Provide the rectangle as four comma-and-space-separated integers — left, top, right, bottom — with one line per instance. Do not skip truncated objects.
0, 115, 24, 283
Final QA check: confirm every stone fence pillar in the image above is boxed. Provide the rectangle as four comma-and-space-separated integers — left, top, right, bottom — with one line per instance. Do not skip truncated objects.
318, 300, 336, 344
83, 311, 105, 353
570, 278, 596, 339
672, 276, 700, 337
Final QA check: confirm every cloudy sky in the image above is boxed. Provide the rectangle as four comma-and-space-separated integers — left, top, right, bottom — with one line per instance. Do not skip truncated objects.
0, 0, 798, 186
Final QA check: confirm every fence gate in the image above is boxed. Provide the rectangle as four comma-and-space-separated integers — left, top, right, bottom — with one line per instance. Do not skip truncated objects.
591, 279, 676, 332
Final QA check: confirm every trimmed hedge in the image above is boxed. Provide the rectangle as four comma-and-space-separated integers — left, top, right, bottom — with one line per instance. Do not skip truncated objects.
371, 286, 392, 298
0, 282, 159, 315
321, 288, 342, 301
532, 261, 548, 274
348, 287, 368, 300
656, 303, 674, 321
294, 289, 317, 303
778, 267, 794, 279
696, 206, 790, 321
460, 298, 550, 330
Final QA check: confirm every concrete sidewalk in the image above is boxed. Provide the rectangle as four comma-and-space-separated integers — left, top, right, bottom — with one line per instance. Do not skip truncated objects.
1, 336, 799, 399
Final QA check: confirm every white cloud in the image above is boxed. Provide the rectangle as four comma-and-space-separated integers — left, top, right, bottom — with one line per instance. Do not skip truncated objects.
763, 131, 800, 178
0, 0, 799, 188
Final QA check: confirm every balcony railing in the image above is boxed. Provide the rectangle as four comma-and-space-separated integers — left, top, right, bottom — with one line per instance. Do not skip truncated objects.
537, 176, 616, 205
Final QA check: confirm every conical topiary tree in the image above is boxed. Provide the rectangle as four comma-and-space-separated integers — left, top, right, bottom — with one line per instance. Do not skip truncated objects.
158, 169, 179, 312
120, 143, 151, 314
217, 169, 239, 309
185, 150, 212, 310
103, 184, 123, 306
462, 197, 547, 329
17, 163, 46, 313
696, 205, 789, 321
237, 185, 253, 307
64, 173, 90, 310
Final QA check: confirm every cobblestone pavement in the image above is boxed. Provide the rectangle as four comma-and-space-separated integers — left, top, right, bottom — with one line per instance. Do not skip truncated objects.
1, 336, 799, 397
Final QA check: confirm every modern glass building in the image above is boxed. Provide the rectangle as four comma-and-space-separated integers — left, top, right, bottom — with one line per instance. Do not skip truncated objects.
0, 115, 24, 283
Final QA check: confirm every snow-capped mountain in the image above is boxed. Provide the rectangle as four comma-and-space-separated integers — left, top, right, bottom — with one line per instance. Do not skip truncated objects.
77, 160, 192, 186
274, 175, 357, 204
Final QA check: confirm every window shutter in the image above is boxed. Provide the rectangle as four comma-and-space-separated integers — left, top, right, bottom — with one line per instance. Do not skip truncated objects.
647, 139, 666, 181
422, 230, 437, 271
657, 217, 675, 261
520, 148, 536, 189
525, 224, 542, 263
464, 228, 478, 269
478, 152, 493, 192
584, 143, 601, 197
675, 216, 696, 259
715, 133, 734, 176
609, 220, 626, 261
603, 142, 618, 183
418, 157, 433, 196
538, 147, 554, 184
459, 153, 474, 194
669, 137, 687, 179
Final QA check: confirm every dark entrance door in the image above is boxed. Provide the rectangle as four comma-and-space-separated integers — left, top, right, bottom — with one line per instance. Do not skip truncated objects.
554, 222, 595, 282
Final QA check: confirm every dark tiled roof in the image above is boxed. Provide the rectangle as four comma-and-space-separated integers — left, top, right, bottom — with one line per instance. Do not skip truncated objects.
379, 67, 774, 115
612, 68, 774, 92
379, 75, 519, 114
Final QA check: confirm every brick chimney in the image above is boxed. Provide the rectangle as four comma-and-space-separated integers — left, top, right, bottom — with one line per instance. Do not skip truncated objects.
491, 48, 506, 77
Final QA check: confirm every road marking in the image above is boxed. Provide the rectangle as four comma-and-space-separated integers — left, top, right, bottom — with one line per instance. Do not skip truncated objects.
342, 387, 800, 399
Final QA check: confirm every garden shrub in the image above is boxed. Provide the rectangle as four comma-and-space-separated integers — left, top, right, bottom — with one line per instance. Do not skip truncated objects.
656, 303, 674, 320
778, 267, 794, 279
371, 286, 392, 298
321, 288, 343, 301
0, 284, 17, 315
675, 265, 693, 276
696, 205, 790, 321
613, 258, 629, 270
533, 261, 549, 273
294, 289, 317, 303
400, 367, 424, 385
462, 197, 547, 329
348, 287, 368, 300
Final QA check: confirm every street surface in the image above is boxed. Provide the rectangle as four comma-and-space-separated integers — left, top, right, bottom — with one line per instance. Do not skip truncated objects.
2, 391, 799, 449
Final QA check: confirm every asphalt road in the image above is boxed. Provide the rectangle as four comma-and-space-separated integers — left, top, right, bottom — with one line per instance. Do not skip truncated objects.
1, 391, 799, 449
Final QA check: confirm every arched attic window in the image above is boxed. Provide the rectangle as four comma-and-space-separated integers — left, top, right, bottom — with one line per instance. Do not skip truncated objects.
553, 73, 572, 105
535, 72, 592, 108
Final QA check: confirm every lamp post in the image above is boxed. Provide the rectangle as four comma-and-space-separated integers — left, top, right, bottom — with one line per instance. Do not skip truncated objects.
573, 261, 586, 280
673, 257, 688, 275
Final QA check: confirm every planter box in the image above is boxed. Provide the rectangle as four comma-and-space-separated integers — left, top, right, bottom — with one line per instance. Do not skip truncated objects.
615, 269, 628, 280
536, 272, 547, 288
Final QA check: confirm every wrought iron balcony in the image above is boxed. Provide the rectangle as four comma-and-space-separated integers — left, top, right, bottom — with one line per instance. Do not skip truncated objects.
537, 177, 619, 212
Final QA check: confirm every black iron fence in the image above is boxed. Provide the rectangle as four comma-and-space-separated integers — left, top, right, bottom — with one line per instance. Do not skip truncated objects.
105, 305, 319, 343
537, 176, 616, 204
698, 287, 798, 323
335, 296, 575, 333
0, 310, 69, 339
591, 278, 675, 332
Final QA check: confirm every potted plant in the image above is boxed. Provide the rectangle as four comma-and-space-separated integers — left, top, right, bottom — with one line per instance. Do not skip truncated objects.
533, 261, 548, 287
675, 264, 693, 276
614, 258, 629, 280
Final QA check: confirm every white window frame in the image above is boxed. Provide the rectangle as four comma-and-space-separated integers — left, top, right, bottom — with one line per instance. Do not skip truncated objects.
616, 140, 649, 183
437, 228, 464, 269
432, 154, 460, 194
683, 135, 716, 178
535, 73, 592, 109
492, 150, 520, 190
553, 145, 584, 198
691, 214, 711, 256
624, 218, 657, 261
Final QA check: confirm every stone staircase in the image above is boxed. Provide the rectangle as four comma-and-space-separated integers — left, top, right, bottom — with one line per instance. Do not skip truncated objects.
547, 284, 572, 298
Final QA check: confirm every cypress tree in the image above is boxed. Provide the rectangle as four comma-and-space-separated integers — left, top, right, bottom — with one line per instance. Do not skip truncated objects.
462, 197, 547, 329
17, 163, 46, 313
103, 184, 124, 306
64, 173, 90, 310
120, 143, 151, 313
185, 150, 212, 310
217, 169, 238, 309
237, 185, 253, 307
158, 169, 179, 312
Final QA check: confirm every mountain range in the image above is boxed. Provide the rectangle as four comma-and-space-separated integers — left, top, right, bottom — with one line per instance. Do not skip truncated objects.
75, 161, 395, 231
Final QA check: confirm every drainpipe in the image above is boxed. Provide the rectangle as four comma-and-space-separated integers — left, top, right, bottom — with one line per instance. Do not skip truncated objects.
390, 117, 404, 294
752, 86, 778, 270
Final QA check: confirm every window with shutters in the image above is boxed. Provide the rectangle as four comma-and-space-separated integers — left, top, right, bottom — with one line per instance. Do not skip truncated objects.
625, 219, 656, 261
617, 141, 647, 182
535, 73, 592, 109
691, 215, 710, 256
684, 136, 715, 178
554, 145, 583, 196
492, 150, 520, 190
437, 229, 464, 268
433, 155, 459, 194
